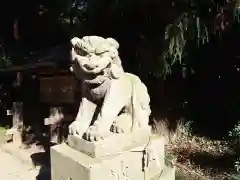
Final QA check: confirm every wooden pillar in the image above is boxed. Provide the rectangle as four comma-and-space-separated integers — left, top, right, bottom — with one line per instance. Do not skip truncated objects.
44, 106, 73, 145
6, 72, 23, 146
44, 107, 64, 144
6, 101, 23, 146
12, 102, 23, 145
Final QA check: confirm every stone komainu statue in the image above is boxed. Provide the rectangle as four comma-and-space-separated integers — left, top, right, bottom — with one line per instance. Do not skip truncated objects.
69, 36, 151, 141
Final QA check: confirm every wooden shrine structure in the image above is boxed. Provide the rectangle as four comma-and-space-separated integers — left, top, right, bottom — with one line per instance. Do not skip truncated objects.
0, 44, 81, 146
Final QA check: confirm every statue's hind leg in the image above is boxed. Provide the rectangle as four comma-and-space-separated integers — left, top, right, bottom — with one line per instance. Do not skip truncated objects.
110, 113, 132, 133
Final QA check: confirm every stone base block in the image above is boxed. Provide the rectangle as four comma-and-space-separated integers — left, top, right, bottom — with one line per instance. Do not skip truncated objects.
51, 136, 166, 180
68, 126, 151, 158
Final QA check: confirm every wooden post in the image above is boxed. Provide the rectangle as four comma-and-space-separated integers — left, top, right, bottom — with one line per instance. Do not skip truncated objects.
6, 72, 24, 146
44, 107, 73, 144
44, 107, 64, 144
6, 102, 23, 146
12, 102, 23, 128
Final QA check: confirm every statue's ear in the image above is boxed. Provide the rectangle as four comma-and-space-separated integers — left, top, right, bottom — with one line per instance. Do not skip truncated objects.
110, 63, 124, 79
106, 38, 119, 49
70, 37, 81, 46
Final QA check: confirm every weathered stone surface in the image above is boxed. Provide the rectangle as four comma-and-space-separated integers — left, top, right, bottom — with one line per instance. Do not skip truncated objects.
51, 136, 166, 180
68, 126, 151, 158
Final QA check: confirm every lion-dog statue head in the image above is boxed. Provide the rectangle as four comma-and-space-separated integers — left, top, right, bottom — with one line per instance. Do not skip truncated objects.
70, 36, 124, 85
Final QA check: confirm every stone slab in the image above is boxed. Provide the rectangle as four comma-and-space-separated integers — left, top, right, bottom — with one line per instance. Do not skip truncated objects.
51, 136, 165, 180
68, 126, 152, 158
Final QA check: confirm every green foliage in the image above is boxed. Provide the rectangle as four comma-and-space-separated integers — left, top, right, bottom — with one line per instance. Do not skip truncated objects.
229, 121, 240, 141
0, 46, 11, 69
234, 2, 240, 24
231, 173, 240, 180
62, 0, 238, 79
229, 122, 240, 173
0, 56, 11, 69
177, 120, 193, 137
0, 126, 6, 139
234, 159, 240, 172
163, 12, 209, 75
160, 0, 239, 77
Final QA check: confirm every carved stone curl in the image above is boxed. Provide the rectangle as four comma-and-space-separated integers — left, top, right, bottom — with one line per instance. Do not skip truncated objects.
69, 36, 151, 141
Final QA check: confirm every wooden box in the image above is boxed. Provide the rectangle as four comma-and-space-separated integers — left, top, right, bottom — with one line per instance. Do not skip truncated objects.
40, 75, 77, 103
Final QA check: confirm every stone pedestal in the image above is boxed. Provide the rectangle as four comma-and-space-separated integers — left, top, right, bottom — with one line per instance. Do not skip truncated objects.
68, 127, 152, 158
51, 128, 175, 180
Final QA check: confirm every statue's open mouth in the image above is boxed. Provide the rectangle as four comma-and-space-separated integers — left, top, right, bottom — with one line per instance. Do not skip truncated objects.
81, 61, 111, 74
85, 70, 105, 79
81, 62, 111, 85
84, 69, 108, 85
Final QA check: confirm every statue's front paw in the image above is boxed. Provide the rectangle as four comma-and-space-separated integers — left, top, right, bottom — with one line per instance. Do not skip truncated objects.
68, 121, 87, 137
83, 125, 109, 142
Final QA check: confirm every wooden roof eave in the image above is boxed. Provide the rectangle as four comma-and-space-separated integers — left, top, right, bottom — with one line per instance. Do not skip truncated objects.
0, 61, 59, 73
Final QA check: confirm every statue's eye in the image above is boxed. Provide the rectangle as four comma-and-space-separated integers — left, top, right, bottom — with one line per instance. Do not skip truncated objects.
79, 50, 88, 56
99, 53, 106, 58
95, 47, 106, 55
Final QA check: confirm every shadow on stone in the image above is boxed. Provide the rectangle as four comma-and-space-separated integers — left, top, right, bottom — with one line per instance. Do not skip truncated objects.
36, 165, 51, 180
31, 152, 51, 180
31, 151, 50, 166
